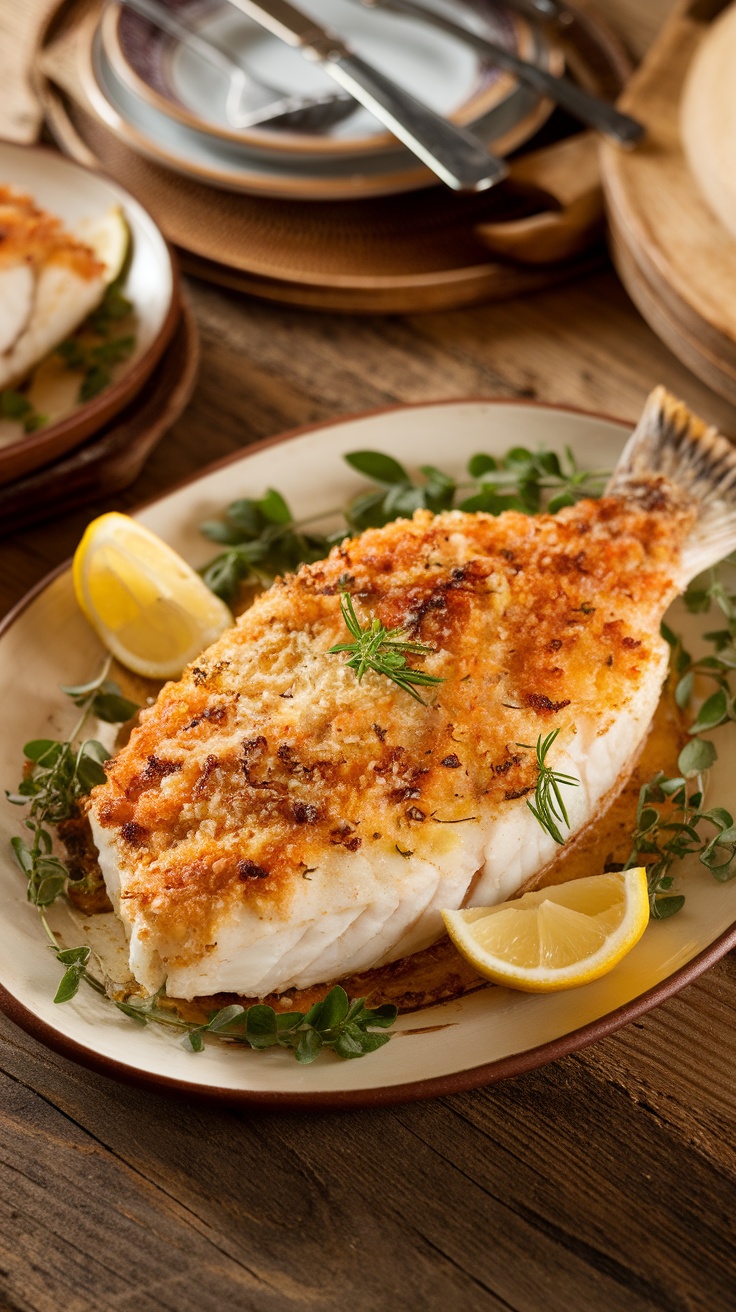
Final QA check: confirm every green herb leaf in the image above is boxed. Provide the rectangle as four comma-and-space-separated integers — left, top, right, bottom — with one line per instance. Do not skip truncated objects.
344, 451, 408, 484
690, 689, 729, 733
678, 738, 717, 777
245, 1004, 278, 1049
295, 1028, 323, 1064
0, 388, 31, 419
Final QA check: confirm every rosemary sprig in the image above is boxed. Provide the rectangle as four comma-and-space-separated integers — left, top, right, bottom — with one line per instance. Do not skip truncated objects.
6, 662, 139, 906
328, 592, 444, 705
199, 445, 611, 605
517, 728, 579, 845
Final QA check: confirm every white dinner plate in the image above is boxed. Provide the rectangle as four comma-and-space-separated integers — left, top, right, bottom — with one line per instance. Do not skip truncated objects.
1, 399, 735, 1108
80, 15, 558, 198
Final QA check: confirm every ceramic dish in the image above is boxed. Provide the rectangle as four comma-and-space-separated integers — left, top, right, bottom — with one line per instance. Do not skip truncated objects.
80, 13, 559, 199
1, 398, 735, 1109
0, 140, 178, 486
102, 0, 536, 156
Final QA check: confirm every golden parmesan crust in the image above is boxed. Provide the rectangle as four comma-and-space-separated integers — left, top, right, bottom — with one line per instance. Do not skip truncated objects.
0, 185, 104, 278
88, 500, 690, 956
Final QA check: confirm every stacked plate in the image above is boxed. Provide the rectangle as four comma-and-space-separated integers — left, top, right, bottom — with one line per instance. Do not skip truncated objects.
0, 139, 198, 531
35, 0, 632, 311
84, 0, 560, 201
600, 0, 736, 409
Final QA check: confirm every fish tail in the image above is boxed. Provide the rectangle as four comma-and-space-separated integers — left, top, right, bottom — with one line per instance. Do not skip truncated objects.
607, 386, 736, 583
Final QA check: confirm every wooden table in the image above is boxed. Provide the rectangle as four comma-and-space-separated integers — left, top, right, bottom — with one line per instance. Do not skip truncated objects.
2, 3, 736, 1309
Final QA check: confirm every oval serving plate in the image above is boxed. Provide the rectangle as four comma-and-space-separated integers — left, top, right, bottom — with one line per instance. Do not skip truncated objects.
0, 140, 179, 486
102, 0, 537, 156
1, 399, 735, 1109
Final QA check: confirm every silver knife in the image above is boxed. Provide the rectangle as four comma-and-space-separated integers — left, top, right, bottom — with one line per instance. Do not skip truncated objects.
223, 0, 508, 191
360, 0, 645, 148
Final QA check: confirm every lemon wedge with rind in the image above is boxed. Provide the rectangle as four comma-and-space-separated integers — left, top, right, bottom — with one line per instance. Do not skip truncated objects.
73, 512, 232, 680
442, 869, 650, 992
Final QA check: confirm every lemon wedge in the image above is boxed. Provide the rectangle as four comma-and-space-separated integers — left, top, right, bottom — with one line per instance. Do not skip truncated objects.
442, 869, 650, 992
73, 512, 232, 679
77, 204, 131, 284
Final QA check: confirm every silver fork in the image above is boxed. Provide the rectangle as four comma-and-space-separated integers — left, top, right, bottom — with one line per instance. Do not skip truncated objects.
356, 0, 644, 147
116, 0, 355, 132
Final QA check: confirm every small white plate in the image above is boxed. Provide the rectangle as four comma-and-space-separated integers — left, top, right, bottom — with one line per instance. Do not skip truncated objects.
1, 399, 735, 1109
81, 15, 557, 199
0, 140, 178, 483
103, 0, 540, 156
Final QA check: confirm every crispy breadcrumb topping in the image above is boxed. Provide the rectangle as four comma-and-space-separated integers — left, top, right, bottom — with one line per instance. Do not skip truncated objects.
0, 185, 104, 278
88, 499, 692, 957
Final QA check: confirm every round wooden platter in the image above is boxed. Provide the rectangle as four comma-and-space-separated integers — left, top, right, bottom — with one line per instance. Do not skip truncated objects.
599, 0, 736, 403
0, 297, 199, 535
33, 0, 632, 314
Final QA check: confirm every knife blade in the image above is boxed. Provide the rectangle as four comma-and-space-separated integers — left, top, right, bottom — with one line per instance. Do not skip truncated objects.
223, 0, 508, 191
358, 0, 644, 148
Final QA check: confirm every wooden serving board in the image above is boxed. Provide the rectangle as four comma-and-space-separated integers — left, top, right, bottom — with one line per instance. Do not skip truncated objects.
599, 0, 736, 404
0, 299, 199, 535
32, 0, 633, 313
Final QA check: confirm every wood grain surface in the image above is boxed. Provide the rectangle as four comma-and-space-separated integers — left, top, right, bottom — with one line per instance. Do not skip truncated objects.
2, 2, 736, 1310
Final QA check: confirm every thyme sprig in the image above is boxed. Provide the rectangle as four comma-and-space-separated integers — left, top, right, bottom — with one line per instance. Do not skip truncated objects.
626, 562, 736, 916
7, 664, 396, 1062
328, 592, 444, 705
6, 662, 138, 906
200, 446, 611, 605
517, 728, 579, 846
51, 948, 398, 1062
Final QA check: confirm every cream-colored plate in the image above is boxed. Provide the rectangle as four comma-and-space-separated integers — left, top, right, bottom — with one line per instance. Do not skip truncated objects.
1, 400, 735, 1108
0, 140, 178, 483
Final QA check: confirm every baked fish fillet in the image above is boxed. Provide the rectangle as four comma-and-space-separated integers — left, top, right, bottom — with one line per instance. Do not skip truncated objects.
86, 388, 736, 999
0, 186, 108, 390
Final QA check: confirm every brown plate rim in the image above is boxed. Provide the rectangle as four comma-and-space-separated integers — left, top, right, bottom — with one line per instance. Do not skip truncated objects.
1, 395, 730, 1111
0, 137, 181, 483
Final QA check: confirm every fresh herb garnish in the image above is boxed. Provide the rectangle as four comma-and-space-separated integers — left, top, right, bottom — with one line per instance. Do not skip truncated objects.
200, 488, 334, 605
176, 986, 398, 1062
50, 953, 397, 1062
630, 563, 736, 916
625, 767, 736, 920
517, 728, 579, 846
8, 663, 396, 1062
329, 592, 444, 705
0, 387, 47, 434
55, 280, 136, 403
56, 330, 136, 402
6, 662, 138, 906
200, 445, 611, 605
